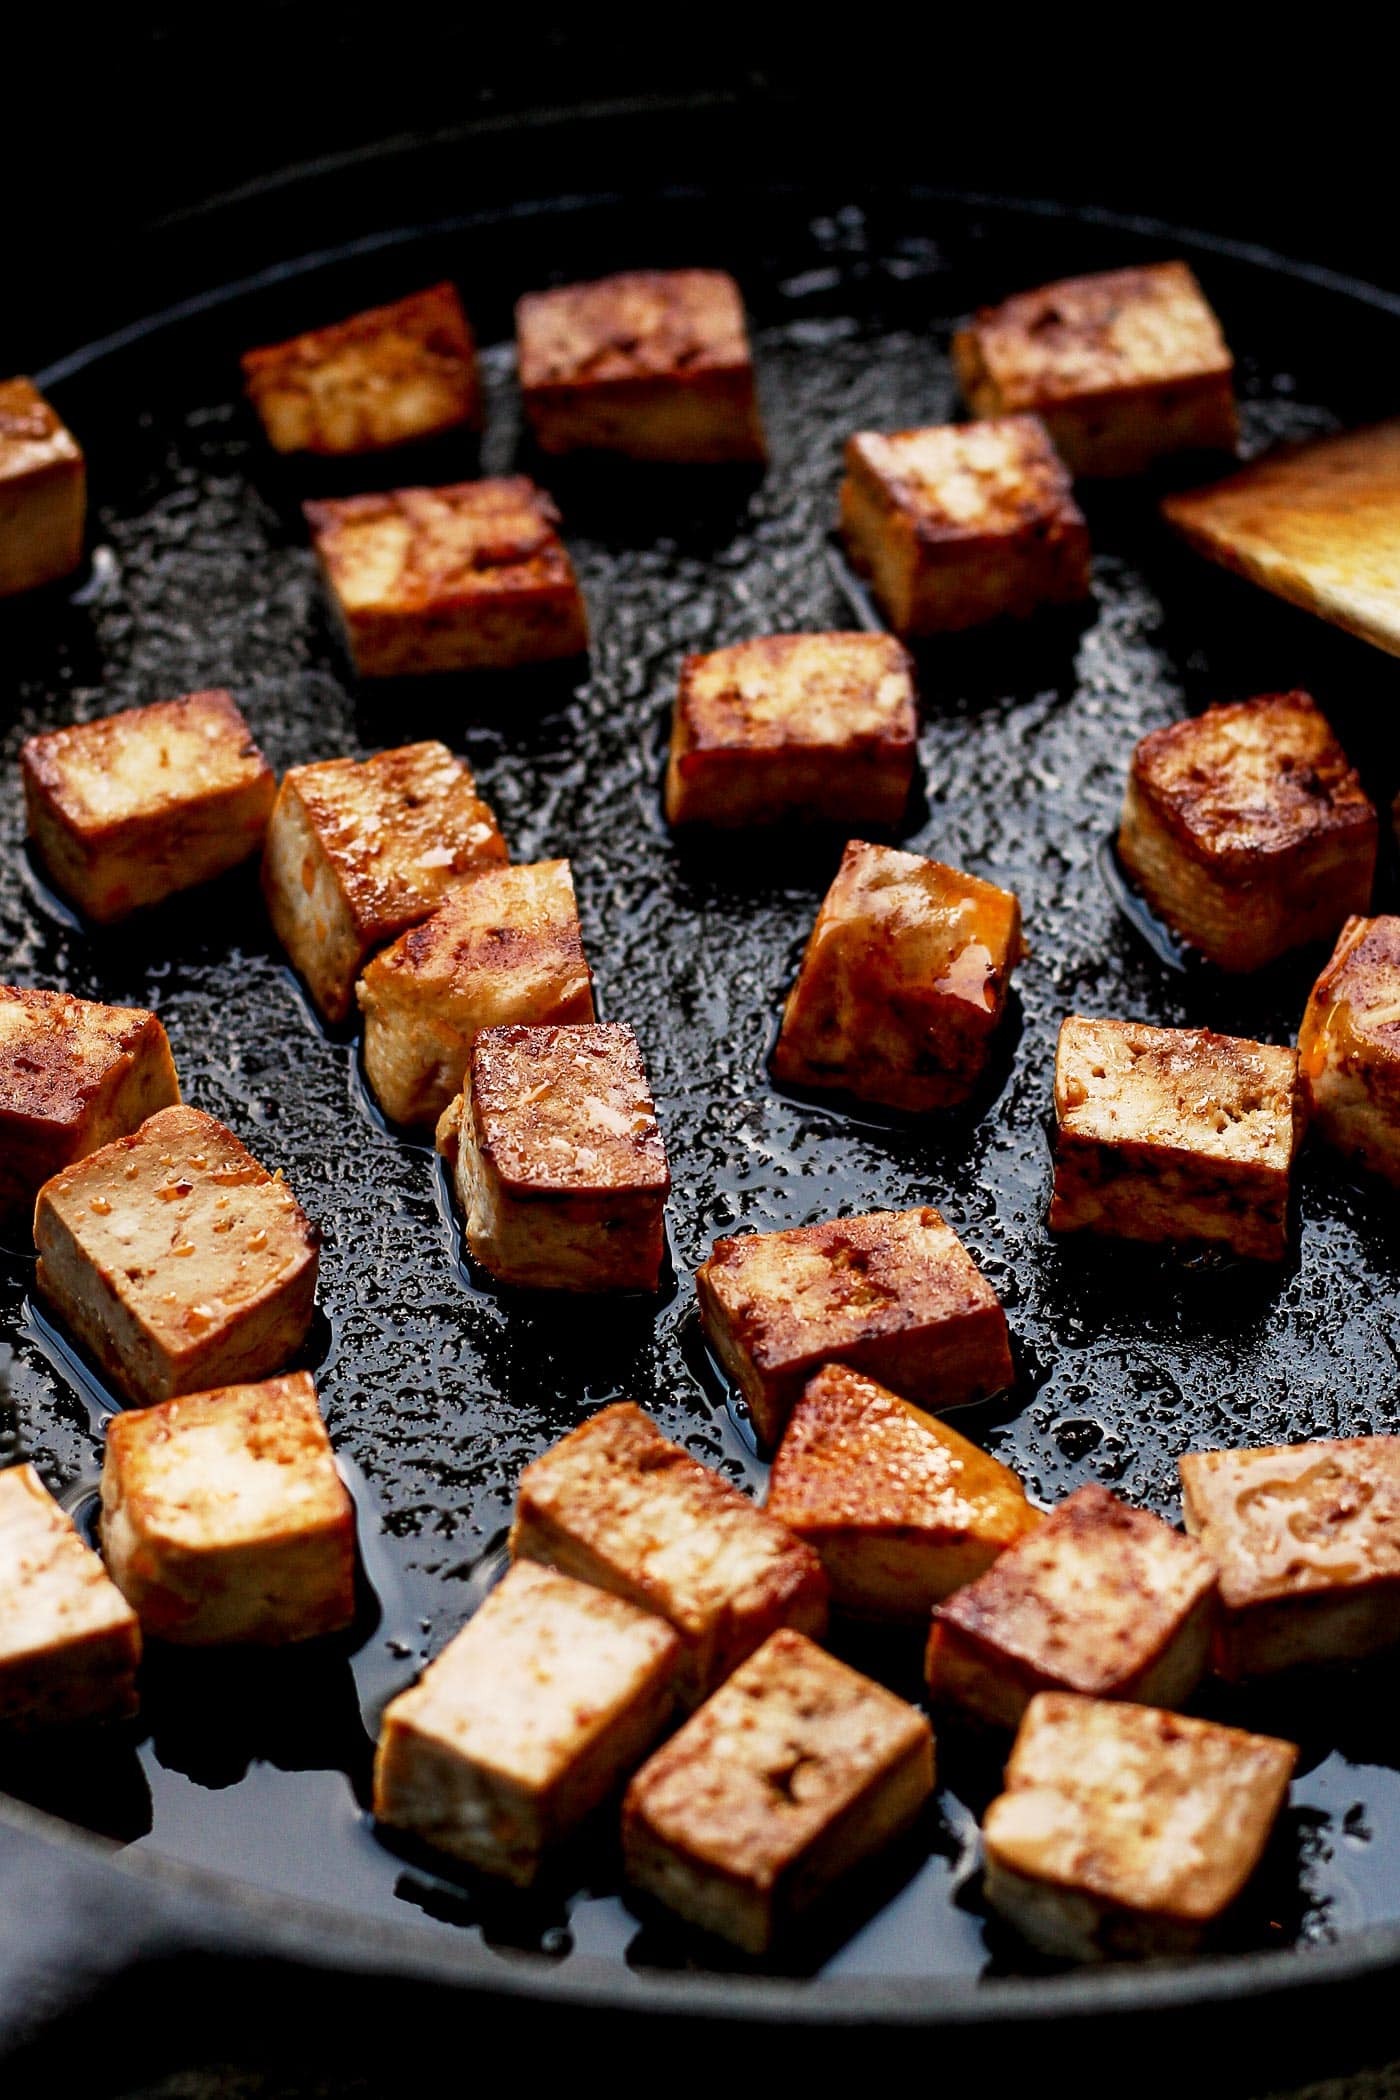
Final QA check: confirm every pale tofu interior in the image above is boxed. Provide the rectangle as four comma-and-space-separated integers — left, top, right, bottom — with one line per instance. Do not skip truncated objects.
683, 635, 913, 749
38, 702, 266, 828
852, 421, 1068, 534
1181, 1439, 1400, 1610
1056, 1018, 1297, 1169
0, 1463, 137, 1666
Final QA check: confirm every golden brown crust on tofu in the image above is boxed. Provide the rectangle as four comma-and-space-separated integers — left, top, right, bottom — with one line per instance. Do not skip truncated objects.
1180, 1437, 1400, 1676
241, 282, 480, 455
303, 478, 589, 678
33, 1105, 320, 1407
516, 270, 765, 464
771, 838, 1024, 1111
696, 1206, 1013, 1450
664, 633, 917, 830
927, 1484, 1218, 1730
373, 1560, 681, 1884
982, 1693, 1296, 1960
1163, 419, 1400, 658
20, 691, 276, 924
100, 1372, 354, 1645
622, 1628, 934, 1954
954, 263, 1238, 479
261, 740, 507, 1024
0, 986, 181, 1236
447, 1023, 669, 1293
1298, 915, 1400, 1184
1049, 1016, 1304, 1262
356, 860, 594, 1126
1118, 693, 1376, 972
0, 376, 86, 597
0, 1463, 141, 1729
766, 1365, 1040, 1619
839, 417, 1090, 636
511, 1402, 829, 1706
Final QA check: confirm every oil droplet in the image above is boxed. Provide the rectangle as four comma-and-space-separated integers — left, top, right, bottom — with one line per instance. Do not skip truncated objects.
246, 1228, 268, 1252
89, 1196, 112, 1215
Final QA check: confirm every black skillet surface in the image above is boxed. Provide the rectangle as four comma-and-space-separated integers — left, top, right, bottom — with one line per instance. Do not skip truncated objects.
2, 179, 1400, 2042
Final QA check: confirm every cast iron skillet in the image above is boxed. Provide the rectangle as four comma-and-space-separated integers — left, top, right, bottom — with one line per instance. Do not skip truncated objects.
2, 124, 1400, 2089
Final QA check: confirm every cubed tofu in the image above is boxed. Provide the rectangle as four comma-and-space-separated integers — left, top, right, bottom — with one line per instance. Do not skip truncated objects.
373, 1560, 681, 1884
1298, 915, 1400, 1184
953, 262, 1238, 480
516, 269, 765, 464
100, 1372, 354, 1645
0, 1463, 140, 1729
771, 839, 1024, 1111
261, 740, 507, 1024
1118, 693, 1376, 973
766, 1364, 1040, 1621
241, 282, 481, 456
839, 416, 1090, 637
982, 1693, 1295, 1960
21, 691, 277, 925
303, 477, 588, 679
356, 859, 594, 1127
0, 986, 181, 1238
33, 1104, 320, 1407
437, 1023, 669, 1294
510, 1402, 828, 1707
664, 633, 917, 830
622, 1628, 933, 1954
1049, 1016, 1305, 1262
927, 1483, 1218, 1731
1180, 1437, 1400, 1677
695, 1206, 1013, 1451
0, 376, 85, 597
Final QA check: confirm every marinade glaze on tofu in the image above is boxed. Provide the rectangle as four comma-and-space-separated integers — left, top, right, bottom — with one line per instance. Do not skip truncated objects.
374, 1559, 681, 1884
33, 1104, 320, 1406
622, 1628, 934, 1954
0, 375, 86, 597
1298, 914, 1400, 1184
21, 690, 277, 924
1117, 692, 1377, 973
1049, 1017, 1305, 1261
510, 1403, 828, 1706
953, 261, 1239, 479
696, 1206, 1014, 1449
0, 1463, 141, 1729
1180, 1437, 1400, 1676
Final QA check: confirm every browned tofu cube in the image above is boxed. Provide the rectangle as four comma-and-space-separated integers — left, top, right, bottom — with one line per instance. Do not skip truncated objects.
304, 477, 589, 679
1049, 1016, 1305, 1262
0, 377, 86, 597
1118, 693, 1377, 973
0, 1463, 140, 1729
510, 1402, 828, 1707
622, 1628, 933, 1954
1298, 915, 1400, 1184
927, 1483, 1217, 1731
664, 632, 917, 830
356, 859, 594, 1127
0, 986, 181, 1239
241, 282, 481, 456
839, 417, 1090, 637
771, 839, 1024, 1111
100, 1372, 354, 1645
1181, 1437, 1400, 1677
982, 1693, 1295, 1960
20, 691, 277, 925
261, 740, 507, 1024
33, 1104, 320, 1407
373, 1560, 681, 1884
766, 1364, 1040, 1621
953, 262, 1238, 480
437, 1023, 669, 1294
695, 1206, 1013, 1450
516, 269, 765, 464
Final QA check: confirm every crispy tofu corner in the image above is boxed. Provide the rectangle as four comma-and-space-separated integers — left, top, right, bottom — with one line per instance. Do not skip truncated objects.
0, 376, 86, 598
1298, 914, 1400, 1185
0, 1462, 141, 1729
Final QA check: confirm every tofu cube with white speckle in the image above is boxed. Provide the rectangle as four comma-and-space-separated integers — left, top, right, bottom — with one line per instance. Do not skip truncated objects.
1298, 915, 1400, 1185
982, 1693, 1295, 1960
0, 1463, 140, 1729
373, 1559, 681, 1884
510, 1402, 828, 1707
100, 1372, 355, 1645
0, 377, 85, 597
34, 1104, 320, 1407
